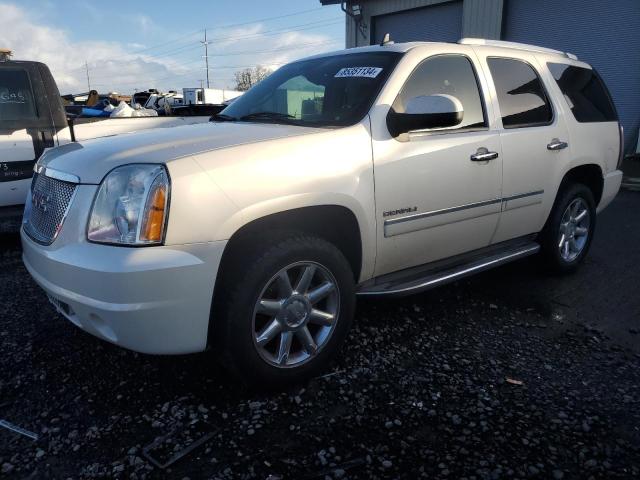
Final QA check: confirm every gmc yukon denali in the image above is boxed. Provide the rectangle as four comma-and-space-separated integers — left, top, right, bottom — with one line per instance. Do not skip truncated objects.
21, 39, 623, 386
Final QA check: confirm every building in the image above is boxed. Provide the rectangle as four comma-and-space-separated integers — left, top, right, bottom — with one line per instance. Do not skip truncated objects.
321, 0, 640, 157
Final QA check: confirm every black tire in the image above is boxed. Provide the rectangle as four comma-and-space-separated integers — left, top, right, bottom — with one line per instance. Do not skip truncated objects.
213, 232, 355, 387
539, 182, 596, 273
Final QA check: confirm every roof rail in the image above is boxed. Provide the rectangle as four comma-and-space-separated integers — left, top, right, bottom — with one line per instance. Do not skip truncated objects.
458, 38, 578, 60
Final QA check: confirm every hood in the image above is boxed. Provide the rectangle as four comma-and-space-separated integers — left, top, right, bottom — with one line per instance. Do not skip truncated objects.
39, 121, 323, 184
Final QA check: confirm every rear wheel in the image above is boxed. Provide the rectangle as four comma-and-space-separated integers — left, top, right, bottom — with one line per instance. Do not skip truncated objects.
214, 233, 355, 387
540, 183, 596, 272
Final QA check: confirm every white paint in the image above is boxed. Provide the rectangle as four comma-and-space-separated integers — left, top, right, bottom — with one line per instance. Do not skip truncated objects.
0, 129, 35, 207
23, 41, 622, 356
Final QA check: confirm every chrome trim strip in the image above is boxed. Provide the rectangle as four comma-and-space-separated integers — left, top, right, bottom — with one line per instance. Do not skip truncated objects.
383, 190, 545, 228
36, 166, 80, 184
357, 244, 540, 296
502, 190, 544, 202
384, 198, 502, 226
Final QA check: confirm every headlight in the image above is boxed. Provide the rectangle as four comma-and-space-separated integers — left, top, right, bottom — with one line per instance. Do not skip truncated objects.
87, 164, 169, 246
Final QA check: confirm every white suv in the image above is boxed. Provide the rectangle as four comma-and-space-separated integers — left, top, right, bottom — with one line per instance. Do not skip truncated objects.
21, 39, 623, 385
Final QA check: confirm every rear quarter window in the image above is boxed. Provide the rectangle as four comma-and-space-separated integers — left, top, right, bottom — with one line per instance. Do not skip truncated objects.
547, 63, 617, 123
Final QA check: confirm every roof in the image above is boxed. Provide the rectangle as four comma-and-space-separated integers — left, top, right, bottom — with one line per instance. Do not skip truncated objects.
296, 41, 440, 62
459, 38, 578, 60
297, 37, 581, 65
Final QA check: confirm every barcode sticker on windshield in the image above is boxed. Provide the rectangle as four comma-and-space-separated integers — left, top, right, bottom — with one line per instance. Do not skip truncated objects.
335, 67, 383, 78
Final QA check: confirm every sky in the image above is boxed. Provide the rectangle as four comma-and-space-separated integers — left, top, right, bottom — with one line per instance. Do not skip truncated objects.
0, 0, 345, 94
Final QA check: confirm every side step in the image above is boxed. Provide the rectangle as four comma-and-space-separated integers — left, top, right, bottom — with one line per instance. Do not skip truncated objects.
357, 238, 540, 297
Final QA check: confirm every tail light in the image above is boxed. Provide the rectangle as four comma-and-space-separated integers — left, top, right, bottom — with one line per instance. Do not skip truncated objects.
617, 124, 624, 170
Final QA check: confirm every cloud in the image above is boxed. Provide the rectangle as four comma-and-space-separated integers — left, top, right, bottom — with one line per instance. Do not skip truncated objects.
199, 23, 342, 81
0, 2, 343, 93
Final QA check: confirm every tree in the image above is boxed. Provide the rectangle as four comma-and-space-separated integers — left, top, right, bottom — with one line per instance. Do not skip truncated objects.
234, 65, 271, 91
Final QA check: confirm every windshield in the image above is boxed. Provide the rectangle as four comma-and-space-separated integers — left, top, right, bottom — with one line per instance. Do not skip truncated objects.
220, 52, 402, 127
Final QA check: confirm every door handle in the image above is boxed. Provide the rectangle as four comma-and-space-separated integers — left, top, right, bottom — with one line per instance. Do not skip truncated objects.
547, 139, 568, 151
470, 148, 499, 162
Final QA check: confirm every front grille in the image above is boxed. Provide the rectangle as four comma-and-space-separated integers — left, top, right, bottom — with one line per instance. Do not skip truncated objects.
24, 173, 77, 245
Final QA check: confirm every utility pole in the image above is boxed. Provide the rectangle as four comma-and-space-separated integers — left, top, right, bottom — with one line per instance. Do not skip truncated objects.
201, 29, 211, 88
85, 60, 91, 91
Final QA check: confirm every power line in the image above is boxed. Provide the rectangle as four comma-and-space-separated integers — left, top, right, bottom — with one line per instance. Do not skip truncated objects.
60, 17, 342, 74
90, 39, 341, 82
124, 6, 326, 56
89, 34, 343, 88
91, 61, 290, 89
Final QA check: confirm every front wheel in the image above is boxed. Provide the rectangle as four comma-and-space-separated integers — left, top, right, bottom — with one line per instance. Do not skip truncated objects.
214, 233, 355, 387
540, 183, 596, 273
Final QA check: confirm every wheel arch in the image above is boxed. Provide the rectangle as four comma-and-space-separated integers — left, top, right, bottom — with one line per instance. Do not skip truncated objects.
559, 164, 604, 206
219, 204, 364, 281
208, 203, 365, 349
542, 163, 603, 231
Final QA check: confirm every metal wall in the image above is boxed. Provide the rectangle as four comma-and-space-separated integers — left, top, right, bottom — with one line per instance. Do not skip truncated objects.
372, 1, 463, 44
344, 0, 503, 48
461, 0, 502, 40
503, 0, 640, 153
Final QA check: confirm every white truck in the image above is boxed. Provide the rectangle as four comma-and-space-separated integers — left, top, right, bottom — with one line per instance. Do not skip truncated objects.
182, 87, 243, 106
0, 59, 210, 222
21, 39, 623, 386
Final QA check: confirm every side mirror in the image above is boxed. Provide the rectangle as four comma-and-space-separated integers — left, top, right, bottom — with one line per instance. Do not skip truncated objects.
387, 94, 464, 137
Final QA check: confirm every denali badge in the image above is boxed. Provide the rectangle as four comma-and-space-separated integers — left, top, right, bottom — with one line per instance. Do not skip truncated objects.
383, 206, 417, 218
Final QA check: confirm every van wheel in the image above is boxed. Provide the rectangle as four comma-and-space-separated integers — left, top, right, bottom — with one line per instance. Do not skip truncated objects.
540, 183, 596, 273
214, 233, 355, 387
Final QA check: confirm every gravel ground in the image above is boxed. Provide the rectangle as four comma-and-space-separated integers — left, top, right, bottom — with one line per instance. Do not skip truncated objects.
1, 191, 639, 479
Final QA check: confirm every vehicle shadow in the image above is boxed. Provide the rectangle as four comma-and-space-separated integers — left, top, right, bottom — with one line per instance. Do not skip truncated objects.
0, 231, 21, 250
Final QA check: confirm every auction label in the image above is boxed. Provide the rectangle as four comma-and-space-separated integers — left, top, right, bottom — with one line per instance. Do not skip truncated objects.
334, 67, 383, 78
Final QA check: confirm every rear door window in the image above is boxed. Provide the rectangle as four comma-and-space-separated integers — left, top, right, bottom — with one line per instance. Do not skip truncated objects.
0, 68, 38, 121
547, 63, 617, 123
487, 58, 552, 129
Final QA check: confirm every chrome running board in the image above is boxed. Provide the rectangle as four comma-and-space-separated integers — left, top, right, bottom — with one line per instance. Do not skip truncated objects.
357, 238, 540, 297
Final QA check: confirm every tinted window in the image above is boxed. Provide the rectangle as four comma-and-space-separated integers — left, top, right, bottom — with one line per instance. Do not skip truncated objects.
222, 52, 402, 127
392, 55, 486, 130
0, 68, 38, 121
548, 63, 617, 123
488, 58, 552, 128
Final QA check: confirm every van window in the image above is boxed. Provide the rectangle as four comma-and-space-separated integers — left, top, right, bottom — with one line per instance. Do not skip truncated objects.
393, 55, 486, 130
547, 63, 617, 123
487, 58, 552, 129
0, 68, 38, 121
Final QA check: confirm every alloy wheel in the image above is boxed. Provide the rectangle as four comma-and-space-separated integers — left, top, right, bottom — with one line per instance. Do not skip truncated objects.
558, 197, 591, 262
251, 261, 340, 368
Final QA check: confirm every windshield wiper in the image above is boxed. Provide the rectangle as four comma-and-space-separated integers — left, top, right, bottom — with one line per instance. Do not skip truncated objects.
210, 113, 237, 122
238, 111, 297, 122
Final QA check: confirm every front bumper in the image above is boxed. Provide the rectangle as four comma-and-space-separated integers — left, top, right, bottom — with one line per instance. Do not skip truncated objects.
22, 229, 226, 354
597, 169, 623, 213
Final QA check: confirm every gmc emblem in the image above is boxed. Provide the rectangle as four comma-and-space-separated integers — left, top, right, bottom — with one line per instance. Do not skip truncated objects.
32, 190, 51, 213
